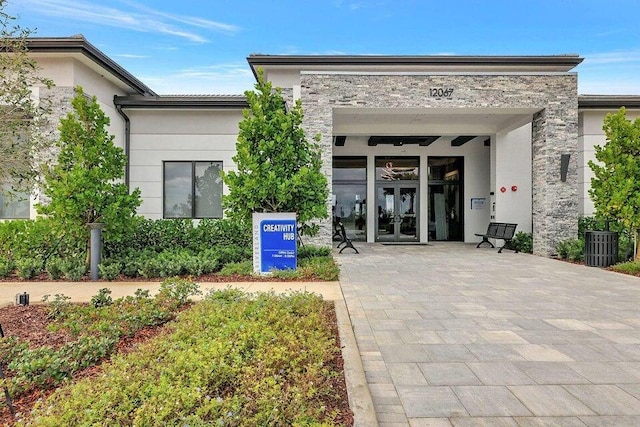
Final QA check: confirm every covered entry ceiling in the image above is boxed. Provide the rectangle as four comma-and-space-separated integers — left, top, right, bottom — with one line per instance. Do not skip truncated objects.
332, 107, 540, 136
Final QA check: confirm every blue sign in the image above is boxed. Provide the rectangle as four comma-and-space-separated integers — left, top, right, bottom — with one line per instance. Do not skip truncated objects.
253, 213, 297, 274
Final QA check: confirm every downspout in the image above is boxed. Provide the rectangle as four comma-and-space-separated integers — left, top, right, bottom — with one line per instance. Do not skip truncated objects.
114, 100, 131, 189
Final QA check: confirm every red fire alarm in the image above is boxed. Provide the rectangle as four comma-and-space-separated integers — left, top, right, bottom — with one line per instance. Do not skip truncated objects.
511, 185, 518, 192
500, 186, 507, 193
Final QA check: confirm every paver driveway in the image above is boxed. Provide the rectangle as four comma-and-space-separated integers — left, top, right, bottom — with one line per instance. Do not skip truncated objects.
338, 243, 640, 427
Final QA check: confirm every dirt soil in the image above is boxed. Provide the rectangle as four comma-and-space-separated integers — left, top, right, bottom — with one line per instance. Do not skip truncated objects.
0, 303, 353, 426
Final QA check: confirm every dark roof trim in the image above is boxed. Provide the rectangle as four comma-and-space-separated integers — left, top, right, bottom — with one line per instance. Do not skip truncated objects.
578, 95, 640, 109
27, 36, 156, 96
114, 94, 248, 109
248, 54, 584, 81
249, 54, 583, 66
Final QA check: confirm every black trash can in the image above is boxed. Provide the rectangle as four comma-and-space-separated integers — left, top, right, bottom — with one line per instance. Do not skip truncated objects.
584, 231, 618, 267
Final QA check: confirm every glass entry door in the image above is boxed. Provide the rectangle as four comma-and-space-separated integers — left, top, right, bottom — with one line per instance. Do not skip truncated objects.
376, 184, 419, 242
428, 157, 464, 241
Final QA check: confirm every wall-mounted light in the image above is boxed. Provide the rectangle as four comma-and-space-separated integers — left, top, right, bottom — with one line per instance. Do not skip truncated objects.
560, 154, 571, 182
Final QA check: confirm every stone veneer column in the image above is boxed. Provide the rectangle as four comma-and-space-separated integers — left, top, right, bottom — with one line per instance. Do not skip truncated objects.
301, 102, 334, 247
299, 73, 579, 254
532, 108, 579, 256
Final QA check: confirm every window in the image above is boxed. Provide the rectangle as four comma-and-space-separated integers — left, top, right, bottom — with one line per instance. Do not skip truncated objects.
163, 161, 223, 219
0, 182, 29, 219
332, 157, 367, 241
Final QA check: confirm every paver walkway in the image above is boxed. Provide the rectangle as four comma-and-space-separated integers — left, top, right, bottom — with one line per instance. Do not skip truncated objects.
338, 243, 640, 427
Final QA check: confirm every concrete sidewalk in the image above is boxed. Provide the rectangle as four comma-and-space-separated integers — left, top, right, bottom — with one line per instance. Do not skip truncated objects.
338, 242, 640, 427
0, 280, 343, 306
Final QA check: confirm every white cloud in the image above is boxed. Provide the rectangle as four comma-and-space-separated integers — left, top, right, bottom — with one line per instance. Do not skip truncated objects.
113, 54, 149, 59
19, 0, 240, 43
581, 50, 640, 66
141, 64, 255, 95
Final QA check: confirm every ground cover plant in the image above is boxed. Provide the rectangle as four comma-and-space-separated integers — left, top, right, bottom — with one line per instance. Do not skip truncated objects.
0, 277, 200, 418
6, 290, 351, 426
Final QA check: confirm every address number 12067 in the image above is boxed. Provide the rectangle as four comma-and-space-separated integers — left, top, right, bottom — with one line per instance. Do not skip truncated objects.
429, 88, 454, 98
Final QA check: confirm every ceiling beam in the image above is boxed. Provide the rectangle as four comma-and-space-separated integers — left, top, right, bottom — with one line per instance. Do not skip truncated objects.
368, 136, 441, 146
451, 136, 476, 146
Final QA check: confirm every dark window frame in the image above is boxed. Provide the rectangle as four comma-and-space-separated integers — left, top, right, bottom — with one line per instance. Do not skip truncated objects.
163, 160, 223, 219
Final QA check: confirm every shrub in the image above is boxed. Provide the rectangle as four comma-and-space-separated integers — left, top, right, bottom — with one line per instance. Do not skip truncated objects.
158, 277, 201, 306
15, 258, 42, 279
218, 260, 253, 276
98, 260, 121, 281
557, 238, 584, 262
511, 232, 533, 254
298, 245, 331, 259
90, 288, 113, 308
61, 259, 86, 281
300, 256, 340, 281
0, 218, 84, 261
45, 257, 65, 280
0, 258, 14, 278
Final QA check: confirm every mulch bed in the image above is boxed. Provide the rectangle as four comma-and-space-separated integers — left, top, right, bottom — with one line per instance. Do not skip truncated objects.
0, 303, 353, 426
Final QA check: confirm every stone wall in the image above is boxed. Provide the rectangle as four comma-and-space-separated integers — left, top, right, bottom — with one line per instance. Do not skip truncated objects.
35, 86, 76, 206
300, 73, 579, 255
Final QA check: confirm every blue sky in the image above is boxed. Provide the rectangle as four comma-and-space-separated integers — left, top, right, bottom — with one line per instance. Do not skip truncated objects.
8, 0, 640, 95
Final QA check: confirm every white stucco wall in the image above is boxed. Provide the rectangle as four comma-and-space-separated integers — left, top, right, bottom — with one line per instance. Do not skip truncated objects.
333, 135, 490, 242
578, 109, 640, 216
127, 109, 242, 219
493, 123, 533, 233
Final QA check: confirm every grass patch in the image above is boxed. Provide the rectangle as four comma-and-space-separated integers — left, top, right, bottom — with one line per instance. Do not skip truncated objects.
24, 291, 348, 426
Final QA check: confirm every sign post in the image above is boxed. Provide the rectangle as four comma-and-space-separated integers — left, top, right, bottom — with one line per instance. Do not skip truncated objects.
253, 212, 297, 275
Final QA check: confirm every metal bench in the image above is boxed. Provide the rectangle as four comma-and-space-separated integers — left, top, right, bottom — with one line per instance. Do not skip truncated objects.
337, 221, 359, 254
475, 222, 518, 253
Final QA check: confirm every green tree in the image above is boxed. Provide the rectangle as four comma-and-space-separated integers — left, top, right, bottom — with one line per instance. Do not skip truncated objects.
222, 70, 328, 235
37, 86, 141, 258
589, 107, 640, 258
0, 0, 53, 194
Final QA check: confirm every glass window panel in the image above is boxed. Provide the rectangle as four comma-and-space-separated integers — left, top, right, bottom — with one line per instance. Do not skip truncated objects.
375, 157, 419, 181
0, 183, 29, 219
164, 162, 192, 218
195, 161, 223, 218
428, 157, 463, 181
333, 183, 366, 241
332, 156, 366, 181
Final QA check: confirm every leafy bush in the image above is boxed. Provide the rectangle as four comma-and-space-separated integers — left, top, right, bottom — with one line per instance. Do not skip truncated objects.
90, 288, 113, 308
511, 232, 533, 254
218, 260, 253, 276
557, 238, 584, 262
61, 259, 86, 281
0, 258, 14, 278
0, 218, 84, 261
104, 218, 251, 258
98, 260, 121, 281
26, 291, 344, 426
45, 257, 65, 280
157, 277, 201, 307
298, 245, 331, 259
15, 258, 41, 279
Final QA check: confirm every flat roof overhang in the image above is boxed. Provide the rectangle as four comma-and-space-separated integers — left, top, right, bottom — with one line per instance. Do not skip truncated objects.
26, 36, 156, 96
248, 54, 584, 80
114, 94, 248, 109
578, 95, 640, 110
332, 107, 540, 136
